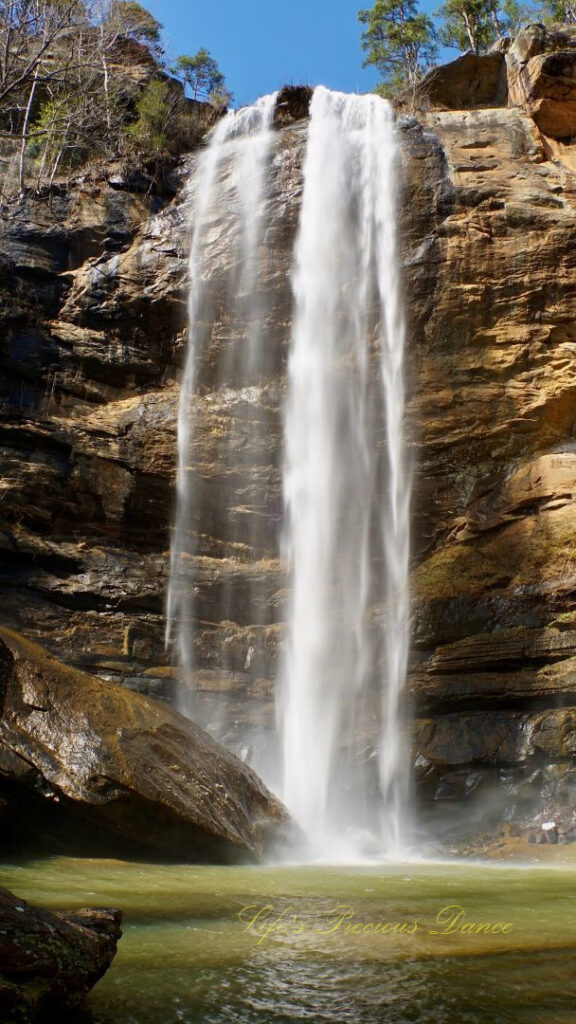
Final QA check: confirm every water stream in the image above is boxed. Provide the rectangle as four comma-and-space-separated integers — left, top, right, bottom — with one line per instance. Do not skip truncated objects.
166, 92, 278, 715
167, 87, 411, 860
281, 87, 410, 858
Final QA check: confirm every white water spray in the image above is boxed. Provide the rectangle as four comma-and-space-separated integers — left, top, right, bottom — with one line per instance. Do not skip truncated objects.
280, 87, 411, 858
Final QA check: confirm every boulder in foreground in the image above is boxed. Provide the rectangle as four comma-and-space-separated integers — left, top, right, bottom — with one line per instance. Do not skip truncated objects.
0, 887, 121, 1023
0, 627, 290, 862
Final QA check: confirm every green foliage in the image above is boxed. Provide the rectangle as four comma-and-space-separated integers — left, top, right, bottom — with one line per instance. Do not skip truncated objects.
174, 49, 225, 100
125, 76, 190, 159
106, 0, 162, 50
435, 0, 539, 53
358, 0, 437, 96
0, 0, 228, 188
124, 75, 218, 165
358, 0, 546, 97
435, 0, 495, 52
27, 93, 95, 180
545, 0, 576, 21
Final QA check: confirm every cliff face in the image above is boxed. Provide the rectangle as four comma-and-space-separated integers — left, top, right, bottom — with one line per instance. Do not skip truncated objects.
0, 173, 184, 695
406, 103, 576, 842
3, 42, 576, 845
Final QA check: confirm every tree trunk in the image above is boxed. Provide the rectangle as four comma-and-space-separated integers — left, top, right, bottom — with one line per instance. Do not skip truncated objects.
48, 146, 64, 190
18, 67, 39, 191
462, 11, 479, 54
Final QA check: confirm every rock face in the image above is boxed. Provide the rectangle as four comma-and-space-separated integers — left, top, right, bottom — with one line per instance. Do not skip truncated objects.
0, 114, 309, 720
507, 24, 576, 138
3, 52, 576, 849
417, 51, 508, 110
0, 887, 121, 1023
407, 95, 576, 843
0, 627, 289, 861
0, 173, 183, 699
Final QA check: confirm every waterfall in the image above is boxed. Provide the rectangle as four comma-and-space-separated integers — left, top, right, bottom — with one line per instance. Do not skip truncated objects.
280, 87, 410, 858
167, 86, 411, 860
166, 93, 278, 727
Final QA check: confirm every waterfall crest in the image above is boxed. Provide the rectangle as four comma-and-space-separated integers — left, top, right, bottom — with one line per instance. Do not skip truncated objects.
280, 87, 410, 858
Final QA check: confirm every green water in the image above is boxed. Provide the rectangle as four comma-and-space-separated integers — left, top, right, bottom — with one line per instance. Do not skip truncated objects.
2, 857, 576, 1023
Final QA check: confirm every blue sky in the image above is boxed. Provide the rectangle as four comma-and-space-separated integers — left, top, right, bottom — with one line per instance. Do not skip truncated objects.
145, 0, 446, 108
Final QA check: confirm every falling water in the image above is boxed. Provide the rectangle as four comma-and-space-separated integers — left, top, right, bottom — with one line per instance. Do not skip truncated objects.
166, 94, 278, 724
280, 87, 411, 858
168, 86, 411, 860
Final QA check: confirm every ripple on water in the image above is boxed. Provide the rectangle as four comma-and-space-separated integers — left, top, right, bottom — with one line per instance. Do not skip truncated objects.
2, 857, 576, 1024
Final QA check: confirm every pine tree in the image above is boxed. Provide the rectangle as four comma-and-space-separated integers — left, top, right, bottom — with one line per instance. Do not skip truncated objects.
545, 0, 576, 22
358, 0, 437, 97
435, 0, 537, 53
173, 49, 228, 103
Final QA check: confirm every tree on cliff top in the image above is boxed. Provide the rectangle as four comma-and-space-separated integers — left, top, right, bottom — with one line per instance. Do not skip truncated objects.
0, 0, 230, 190
435, 0, 540, 52
358, 0, 437, 97
105, 0, 162, 52
545, 0, 576, 22
174, 48, 232, 105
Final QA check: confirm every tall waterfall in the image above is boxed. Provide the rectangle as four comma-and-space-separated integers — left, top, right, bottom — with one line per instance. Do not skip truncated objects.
166, 93, 278, 725
280, 87, 410, 858
167, 86, 411, 860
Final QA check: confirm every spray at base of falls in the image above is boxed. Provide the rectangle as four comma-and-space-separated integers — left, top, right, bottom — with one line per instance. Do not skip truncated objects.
167, 86, 411, 861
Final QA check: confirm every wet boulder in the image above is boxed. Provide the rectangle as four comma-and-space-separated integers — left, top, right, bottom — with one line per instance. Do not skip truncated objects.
0, 887, 121, 1023
0, 626, 290, 862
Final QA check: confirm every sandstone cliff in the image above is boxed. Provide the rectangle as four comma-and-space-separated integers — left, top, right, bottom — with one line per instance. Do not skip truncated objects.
3, 42, 576, 846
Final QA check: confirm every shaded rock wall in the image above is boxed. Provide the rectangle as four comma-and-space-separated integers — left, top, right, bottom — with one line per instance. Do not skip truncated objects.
0, 887, 121, 1023
0, 173, 185, 697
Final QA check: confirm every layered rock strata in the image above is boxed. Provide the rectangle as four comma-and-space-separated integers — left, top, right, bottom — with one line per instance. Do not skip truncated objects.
409, 99, 576, 843
3, 51, 576, 845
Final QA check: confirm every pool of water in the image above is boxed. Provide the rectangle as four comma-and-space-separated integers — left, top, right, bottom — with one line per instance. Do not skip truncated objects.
2, 857, 576, 1023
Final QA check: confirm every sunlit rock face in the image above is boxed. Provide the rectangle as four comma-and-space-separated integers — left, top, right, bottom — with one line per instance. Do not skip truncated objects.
408, 104, 576, 843
3, 50, 576, 846
507, 24, 576, 139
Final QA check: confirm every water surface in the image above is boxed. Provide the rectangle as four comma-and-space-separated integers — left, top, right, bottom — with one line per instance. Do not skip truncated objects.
2, 857, 576, 1023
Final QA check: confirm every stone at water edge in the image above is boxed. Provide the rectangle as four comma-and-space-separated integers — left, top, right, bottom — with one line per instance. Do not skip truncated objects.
0, 626, 290, 862
0, 887, 121, 1024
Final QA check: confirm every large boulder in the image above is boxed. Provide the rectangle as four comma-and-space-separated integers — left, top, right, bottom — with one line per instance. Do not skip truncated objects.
0, 887, 121, 1024
0, 627, 289, 862
507, 24, 576, 138
416, 51, 508, 110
